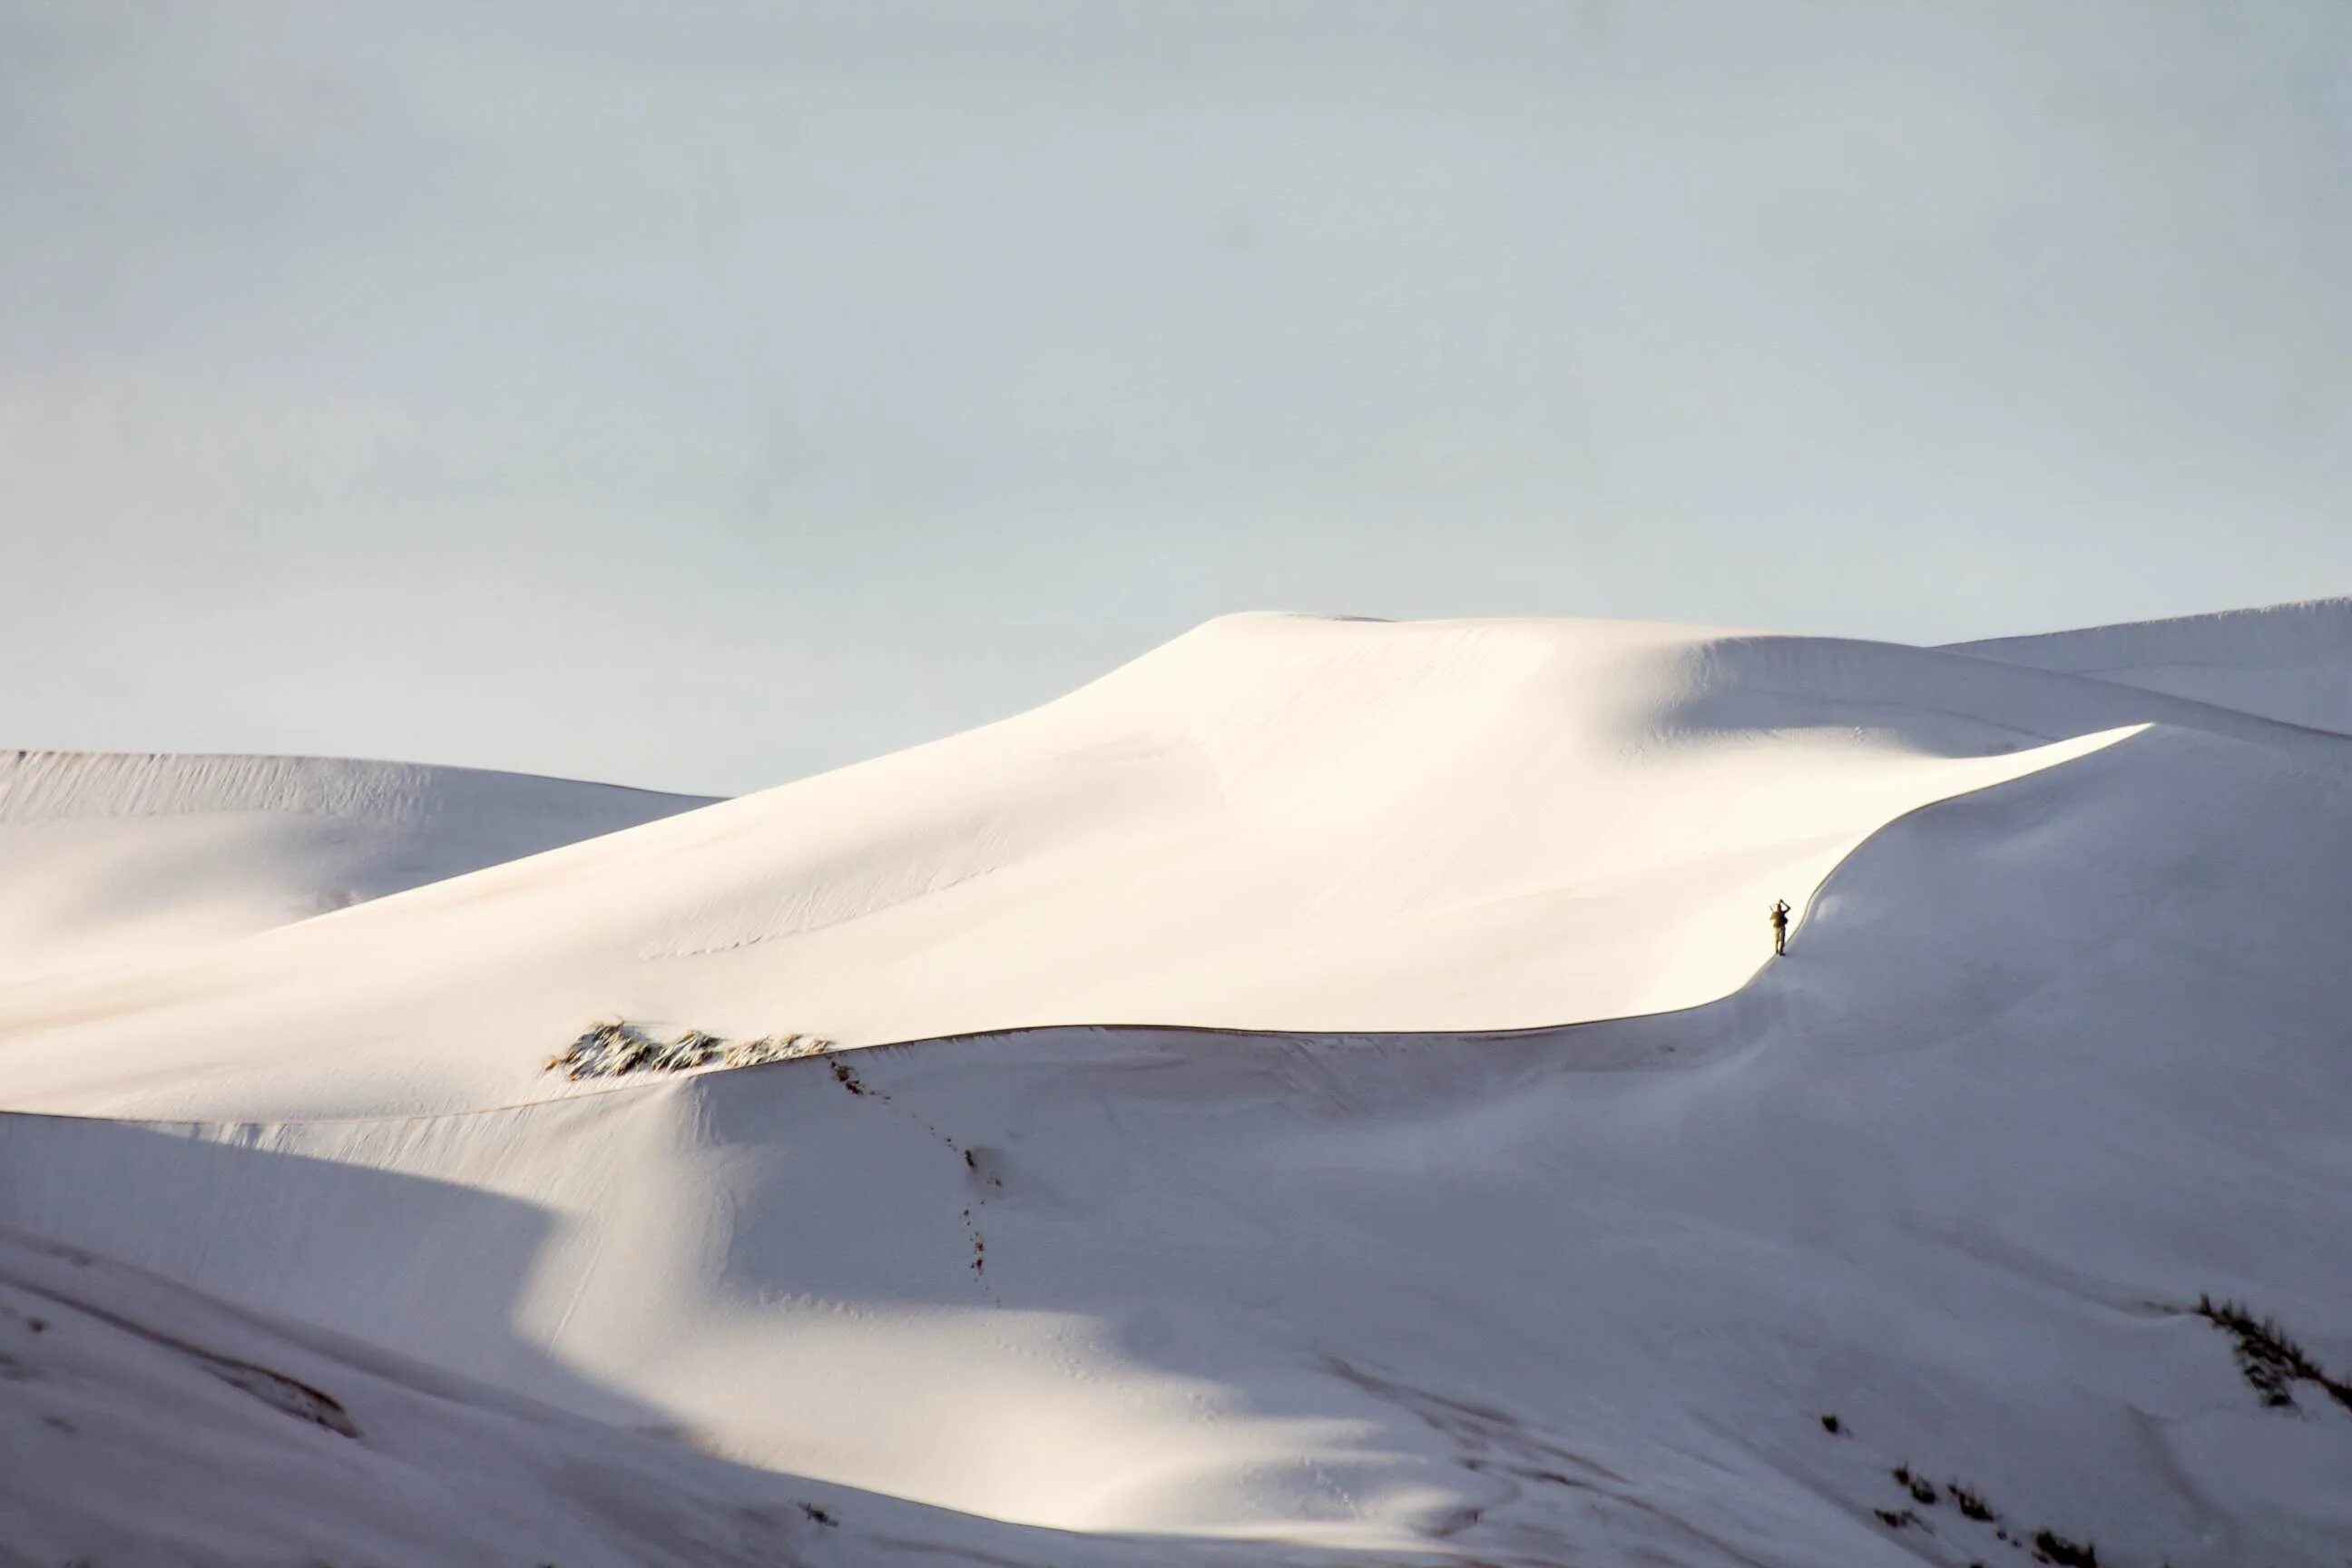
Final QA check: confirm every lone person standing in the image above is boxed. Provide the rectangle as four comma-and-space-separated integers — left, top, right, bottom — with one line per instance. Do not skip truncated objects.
1769, 898, 1792, 956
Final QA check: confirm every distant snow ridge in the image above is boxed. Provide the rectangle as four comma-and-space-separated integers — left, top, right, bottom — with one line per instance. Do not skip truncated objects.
1948, 596, 2352, 735
0, 750, 712, 975
0, 749, 701, 828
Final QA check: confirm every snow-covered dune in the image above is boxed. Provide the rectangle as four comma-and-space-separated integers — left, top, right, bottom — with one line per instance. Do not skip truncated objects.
0, 613, 2275, 1118
1947, 596, 2352, 736
0, 750, 712, 977
5, 606, 2351, 1566
6, 716, 2351, 1563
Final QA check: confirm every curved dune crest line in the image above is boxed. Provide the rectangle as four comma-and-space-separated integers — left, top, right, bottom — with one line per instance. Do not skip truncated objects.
0, 618, 2166, 1121
838, 720, 2142, 1055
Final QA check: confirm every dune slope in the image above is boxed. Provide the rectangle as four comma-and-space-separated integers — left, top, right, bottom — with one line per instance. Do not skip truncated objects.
0, 1224, 1424, 1568
4, 607, 2351, 1565
2, 612, 2303, 1118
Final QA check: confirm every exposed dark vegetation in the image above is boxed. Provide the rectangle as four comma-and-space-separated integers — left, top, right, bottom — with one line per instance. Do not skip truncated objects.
1821, 1419, 2109, 1566
1823, 1298, 2352, 1564
547, 1019, 829, 1080
2034, 1527, 2099, 1566
2190, 1294, 2352, 1412
1949, 1480, 1998, 1522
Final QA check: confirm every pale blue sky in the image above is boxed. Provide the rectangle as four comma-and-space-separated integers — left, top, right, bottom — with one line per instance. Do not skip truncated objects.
5, 2, 2347, 794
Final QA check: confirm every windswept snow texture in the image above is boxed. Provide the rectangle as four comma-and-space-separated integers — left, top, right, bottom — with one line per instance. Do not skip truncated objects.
5, 607, 2352, 1566
0, 750, 712, 975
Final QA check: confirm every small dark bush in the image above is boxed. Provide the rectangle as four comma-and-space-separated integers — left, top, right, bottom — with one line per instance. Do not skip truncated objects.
549, 1019, 827, 1080
1949, 1481, 1997, 1522
2034, 1527, 2098, 1567
2190, 1294, 2351, 1411
1875, 1507, 1919, 1530
1819, 1412, 1842, 1435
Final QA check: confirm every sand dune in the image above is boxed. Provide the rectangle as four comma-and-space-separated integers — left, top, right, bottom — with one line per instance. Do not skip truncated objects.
5, 604, 2352, 1565
0, 613, 2219, 1119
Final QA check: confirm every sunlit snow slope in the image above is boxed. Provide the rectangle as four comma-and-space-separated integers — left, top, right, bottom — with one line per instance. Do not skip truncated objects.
5, 606, 2352, 1568
0, 615, 2199, 1117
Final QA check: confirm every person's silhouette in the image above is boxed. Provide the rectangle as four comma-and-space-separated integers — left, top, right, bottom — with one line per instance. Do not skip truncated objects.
1769, 899, 1791, 956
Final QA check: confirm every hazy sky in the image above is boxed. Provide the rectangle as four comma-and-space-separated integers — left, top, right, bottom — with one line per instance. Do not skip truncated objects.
5, 2, 2347, 794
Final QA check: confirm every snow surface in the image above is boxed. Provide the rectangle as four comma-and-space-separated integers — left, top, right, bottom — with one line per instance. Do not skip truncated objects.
0, 1224, 1396, 1566
5, 606, 2352, 1565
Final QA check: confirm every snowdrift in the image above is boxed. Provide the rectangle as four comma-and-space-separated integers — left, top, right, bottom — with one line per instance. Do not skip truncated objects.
5, 605, 2352, 1565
